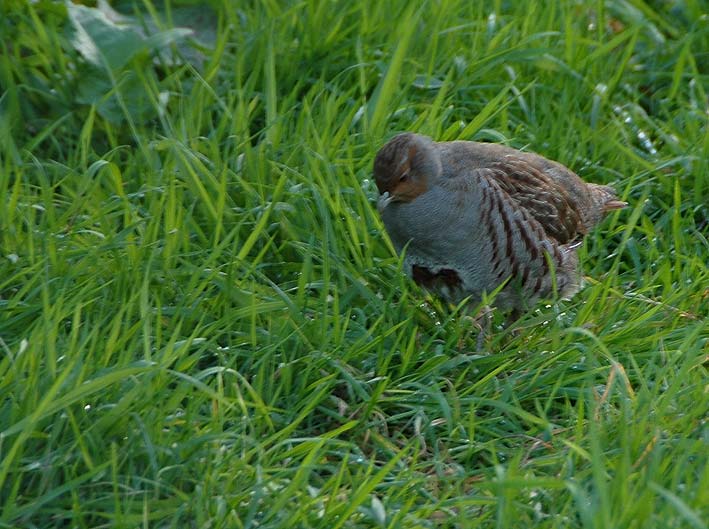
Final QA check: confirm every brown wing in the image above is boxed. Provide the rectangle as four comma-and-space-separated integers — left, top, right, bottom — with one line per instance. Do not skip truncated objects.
483, 156, 586, 244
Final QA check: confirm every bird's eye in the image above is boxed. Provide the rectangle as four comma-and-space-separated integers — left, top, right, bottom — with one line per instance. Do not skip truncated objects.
399, 171, 409, 182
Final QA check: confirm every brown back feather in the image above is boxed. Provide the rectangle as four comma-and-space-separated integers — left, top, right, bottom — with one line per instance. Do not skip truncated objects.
486, 157, 586, 244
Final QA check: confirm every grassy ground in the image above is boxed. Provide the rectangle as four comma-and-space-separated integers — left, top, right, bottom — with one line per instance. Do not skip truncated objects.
1, 1, 708, 527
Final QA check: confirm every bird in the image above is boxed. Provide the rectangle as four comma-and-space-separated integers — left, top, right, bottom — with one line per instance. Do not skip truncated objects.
373, 132, 626, 314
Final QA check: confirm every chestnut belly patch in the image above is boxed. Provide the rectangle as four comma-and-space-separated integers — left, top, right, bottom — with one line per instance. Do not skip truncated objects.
411, 265, 463, 290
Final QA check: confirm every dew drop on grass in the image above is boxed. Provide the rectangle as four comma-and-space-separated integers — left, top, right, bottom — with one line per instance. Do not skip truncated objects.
351, 105, 365, 126
484, 15, 498, 36
637, 130, 657, 155
158, 91, 169, 117
454, 55, 467, 75
412, 75, 444, 90
307, 485, 319, 497
371, 495, 386, 526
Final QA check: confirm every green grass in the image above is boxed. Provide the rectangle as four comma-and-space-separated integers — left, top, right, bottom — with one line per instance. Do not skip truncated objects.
1, 0, 707, 527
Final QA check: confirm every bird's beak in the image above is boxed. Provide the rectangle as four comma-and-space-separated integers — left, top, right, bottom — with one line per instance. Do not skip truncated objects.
377, 191, 395, 212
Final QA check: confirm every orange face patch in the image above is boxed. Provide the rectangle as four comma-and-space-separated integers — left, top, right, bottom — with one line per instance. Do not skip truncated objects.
392, 176, 428, 202
375, 159, 409, 195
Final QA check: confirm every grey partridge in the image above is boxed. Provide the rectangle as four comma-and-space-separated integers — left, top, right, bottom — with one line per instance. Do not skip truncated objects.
373, 132, 626, 312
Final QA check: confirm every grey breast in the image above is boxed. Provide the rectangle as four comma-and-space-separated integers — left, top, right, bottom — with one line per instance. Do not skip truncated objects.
380, 184, 490, 271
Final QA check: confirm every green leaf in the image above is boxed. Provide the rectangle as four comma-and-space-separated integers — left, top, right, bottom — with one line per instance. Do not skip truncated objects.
68, 3, 146, 70
67, 4, 193, 71
143, 27, 194, 52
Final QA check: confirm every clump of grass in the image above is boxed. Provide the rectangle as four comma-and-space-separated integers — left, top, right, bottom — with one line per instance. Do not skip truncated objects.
0, 1, 707, 527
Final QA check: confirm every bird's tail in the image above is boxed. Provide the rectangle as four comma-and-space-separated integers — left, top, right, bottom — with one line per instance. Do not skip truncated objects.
588, 183, 627, 213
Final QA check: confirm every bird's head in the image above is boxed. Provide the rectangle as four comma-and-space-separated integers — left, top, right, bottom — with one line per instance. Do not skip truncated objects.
373, 133, 442, 210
